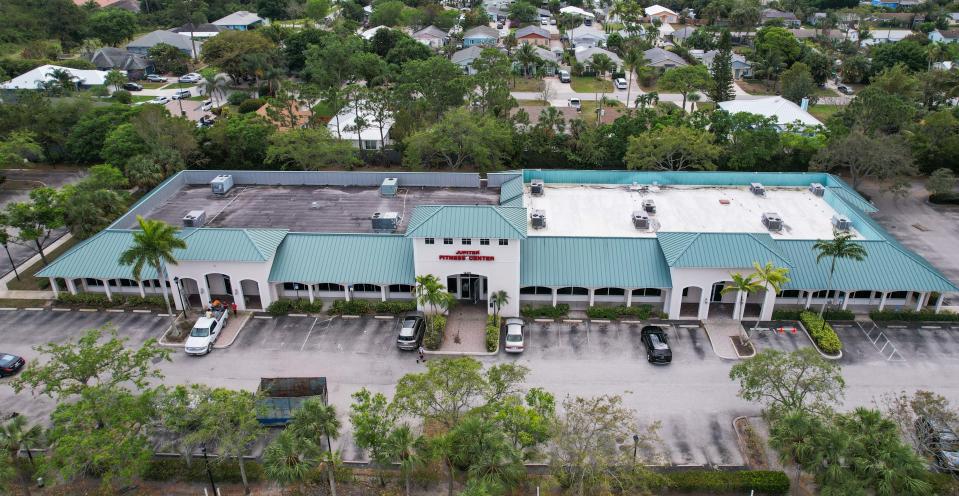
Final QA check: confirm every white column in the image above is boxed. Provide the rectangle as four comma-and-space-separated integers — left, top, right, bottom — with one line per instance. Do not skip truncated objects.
381, 286, 387, 302
588, 288, 595, 307
201, 276, 212, 308
308, 284, 315, 304
732, 290, 743, 321
551, 288, 557, 307
65, 278, 78, 295
915, 292, 925, 312
49, 278, 59, 298
344, 285, 351, 302
138, 281, 146, 297
879, 292, 888, 311
698, 288, 710, 321
760, 289, 776, 321
102, 279, 112, 302
935, 293, 945, 314
841, 292, 850, 310
661, 289, 671, 315
626, 289, 633, 307
667, 288, 684, 320
805, 291, 813, 309
903, 291, 912, 309
235, 283, 247, 311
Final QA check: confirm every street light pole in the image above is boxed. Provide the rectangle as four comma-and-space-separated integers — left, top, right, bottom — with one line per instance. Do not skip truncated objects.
632, 434, 639, 463
202, 445, 218, 496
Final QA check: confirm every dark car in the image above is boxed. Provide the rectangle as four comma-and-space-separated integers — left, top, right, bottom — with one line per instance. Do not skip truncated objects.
0, 354, 25, 377
396, 313, 426, 350
122, 82, 143, 91
837, 85, 854, 95
916, 415, 959, 472
641, 326, 672, 364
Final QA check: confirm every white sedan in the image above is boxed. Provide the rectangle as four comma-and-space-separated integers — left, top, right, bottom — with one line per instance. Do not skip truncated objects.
504, 318, 525, 353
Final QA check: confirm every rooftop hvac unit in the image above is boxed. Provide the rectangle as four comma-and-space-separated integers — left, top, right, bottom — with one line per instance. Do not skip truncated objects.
628, 182, 649, 192
750, 183, 766, 196
642, 199, 656, 214
831, 215, 852, 231
631, 211, 650, 230
530, 209, 546, 229
380, 177, 398, 197
762, 212, 783, 232
809, 183, 825, 197
371, 212, 401, 232
530, 179, 545, 196
182, 210, 206, 228
210, 174, 234, 195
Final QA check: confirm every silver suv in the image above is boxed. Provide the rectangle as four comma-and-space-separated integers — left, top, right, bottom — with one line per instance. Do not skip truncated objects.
396, 312, 425, 350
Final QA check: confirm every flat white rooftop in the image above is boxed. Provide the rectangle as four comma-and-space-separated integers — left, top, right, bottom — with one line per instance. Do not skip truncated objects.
523, 183, 861, 240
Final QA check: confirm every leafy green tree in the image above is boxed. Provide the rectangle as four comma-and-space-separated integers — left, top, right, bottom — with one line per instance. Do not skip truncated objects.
105, 69, 126, 92
265, 127, 359, 170
65, 104, 134, 164
755, 26, 802, 67
124, 148, 185, 191
60, 164, 130, 239
471, 48, 517, 118
508, 0, 537, 22
202, 30, 276, 83
707, 30, 735, 103
926, 168, 956, 196
722, 112, 782, 170
589, 53, 616, 80
871, 40, 927, 73
370, 1, 411, 26
748, 262, 790, 335
4, 187, 63, 265
257, 0, 290, 19
625, 126, 721, 171
202, 114, 275, 168
514, 43, 541, 79
349, 388, 397, 466
493, 388, 555, 459
87, 8, 138, 46
414, 274, 455, 334
303, 34, 364, 90
0, 415, 44, 496
812, 131, 914, 190
0, 130, 43, 168
189, 389, 263, 495
287, 399, 341, 496
657, 64, 711, 111
837, 87, 916, 136
404, 109, 513, 170
812, 230, 868, 316
148, 43, 190, 74
800, 49, 830, 86
450, 415, 525, 493
730, 348, 845, 418
118, 216, 187, 319
396, 56, 467, 122
155, 384, 213, 467
779, 62, 816, 105
305, 0, 331, 25
102, 123, 149, 170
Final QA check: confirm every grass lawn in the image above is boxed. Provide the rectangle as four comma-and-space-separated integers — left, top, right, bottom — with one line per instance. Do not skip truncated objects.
737, 79, 776, 95
570, 76, 613, 93
130, 95, 154, 103
808, 104, 841, 122
187, 95, 207, 101
516, 99, 549, 106
0, 298, 50, 308
140, 82, 166, 89
161, 82, 197, 89
814, 86, 838, 97
5, 237, 79, 292
510, 77, 545, 92
579, 100, 622, 124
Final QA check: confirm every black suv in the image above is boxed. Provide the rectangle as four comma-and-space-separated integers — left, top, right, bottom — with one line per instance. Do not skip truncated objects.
396, 313, 425, 350
641, 326, 672, 364
122, 82, 143, 91
916, 415, 959, 472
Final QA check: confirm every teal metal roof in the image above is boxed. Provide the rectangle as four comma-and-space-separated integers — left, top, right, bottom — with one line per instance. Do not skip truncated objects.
406, 206, 528, 239
176, 228, 288, 262
36, 230, 159, 280
827, 187, 876, 214
521, 237, 672, 288
657, 232, 792, 269
269, 234, 414, 284
777, 240, 958, 292
499, 176, 524, 206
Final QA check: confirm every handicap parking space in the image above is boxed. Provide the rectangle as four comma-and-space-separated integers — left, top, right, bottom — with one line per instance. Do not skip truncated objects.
233, 315, 403, 357
747, 322, 812, 353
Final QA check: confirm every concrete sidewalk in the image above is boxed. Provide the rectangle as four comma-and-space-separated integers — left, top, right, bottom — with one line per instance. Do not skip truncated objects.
703, 318, 746, 359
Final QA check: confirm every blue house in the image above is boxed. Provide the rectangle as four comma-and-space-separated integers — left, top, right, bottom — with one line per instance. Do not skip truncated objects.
213, 11, 265, 31
462, 26, 499, 47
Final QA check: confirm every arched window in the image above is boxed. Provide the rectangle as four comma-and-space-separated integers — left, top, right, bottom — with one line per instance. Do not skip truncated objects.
313, 283, 345, 292
594, 287, 625, 296
520, 286, 552, 295
353, 284, 381, 293
557, 287, 588, 295
389, 284, 415, 293
631, 288, 663, 297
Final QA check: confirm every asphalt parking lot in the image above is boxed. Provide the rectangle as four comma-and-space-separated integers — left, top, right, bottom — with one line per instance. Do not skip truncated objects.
877, 323, 959, 363
747, 322, 812, 354
234, 316, 404, 356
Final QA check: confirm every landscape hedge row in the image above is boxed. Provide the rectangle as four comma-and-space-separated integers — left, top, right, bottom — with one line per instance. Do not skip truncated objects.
585, 304, 655, 320
486, 315, 500, 352
143, 458, 263, 483
799, 311, 842, 355
520, 304, 569, 319
929, 192, 959, 205
662, 470, 789, 495
423, 315, 446, 350
266, 298, 324, 316
772, 308, 854, 321
56, 293, 169, 309
869, 309, 959, 322
326, 299, 418, 316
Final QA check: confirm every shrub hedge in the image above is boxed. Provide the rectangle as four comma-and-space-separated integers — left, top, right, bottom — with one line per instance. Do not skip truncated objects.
520, 304, 569, 319
424, 315, 446, 350
266, 298, 324, 316
585, 304, 654, 320
373, 300, 417, 314
143, 457, 263, 483
799, 311, 842, 354
869, 309, 959, 322
486, 315, 501, 352
56, 293, 169, 309
772, 308, 854, 321
929, 192, 959, 205
327, 299, 372, 315
663, 470, 789, 495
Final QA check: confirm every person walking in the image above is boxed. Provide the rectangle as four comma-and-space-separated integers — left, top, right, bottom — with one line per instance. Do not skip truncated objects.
417, 346, 426, 363
230, 301, 238, 316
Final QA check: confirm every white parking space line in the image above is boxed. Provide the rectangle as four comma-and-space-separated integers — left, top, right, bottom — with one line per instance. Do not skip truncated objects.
301, 317, 319, 352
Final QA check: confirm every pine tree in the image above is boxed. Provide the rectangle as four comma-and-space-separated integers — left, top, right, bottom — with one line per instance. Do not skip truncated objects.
709, 30, 735, 103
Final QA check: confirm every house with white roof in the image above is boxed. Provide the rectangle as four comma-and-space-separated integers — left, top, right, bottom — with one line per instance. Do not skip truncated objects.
213, 11, 265, 30
559, 6, 595, 18
413, 25, 449, 48
1, 64, 115, 90
361, 25, 389, 40
849, 29, 913, 45
718, 96, 822, 129
645, 5, 679, 24
328, 102, 394, 151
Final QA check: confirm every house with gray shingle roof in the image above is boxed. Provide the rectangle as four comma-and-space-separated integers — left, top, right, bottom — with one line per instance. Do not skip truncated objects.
126, 30, 200, 58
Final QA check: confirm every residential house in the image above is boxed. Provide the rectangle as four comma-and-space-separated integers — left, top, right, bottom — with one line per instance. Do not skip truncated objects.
761, 9, 800, 27
328, 103, 394, 151
671, 26, 698, 44
413, 25, 449, 48
88, 47, 152, 80
486, 6, 508, 22
850, 29, 913, 45
559, 6, 596, 19
871, 0, 925, 8
1, 64, 113, 90
694, 49, 752, 79
452, 45, 486, 74
617, 26, 646, 39
536, 8, 552, 20
929, 29, 959, 43
645, 5, 679, 24
532, 47, 559, 75
788, 28, 844, 40
213, 11, 265, 31
463, 26, 500, 47
255, 102, 314, 130
718, 96, 822, 130
643, 47, 689, 69
658, 22, 675, 39
171, 23, 226, 39
126, 30, 199, 58
949, 13, 959, 26
871, 12, 924, 27
361, 25, 389, 40
574, 47, 623, 72
568, 25, 608, 48
72, 0, 139, 12
515, 25, 550, 47
807, 12, 827, 25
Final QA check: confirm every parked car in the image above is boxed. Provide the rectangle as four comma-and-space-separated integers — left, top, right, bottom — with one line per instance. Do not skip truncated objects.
396, 312, 426, 350
184, 306, 229, 355
559, 70, 571, 83
496, 22, 504, 29
504, 318, 525, 353
197, 114, 216, 128
583, 18, 592, 26
0, 353, 25, 377
178, 73, 202, 84
614, 77, 628, 90
172, 89, 191, 100
568, 97, 581, 110
550, 18, 557, 25
147, 96, 170, 105
641, 325, 672, 364
122, 82, 143, 91
145, 74, 167, 83
201, 99, 214, 111
541, 18, 549, 25
837, 85, 854, 95
916, 415, 959, 472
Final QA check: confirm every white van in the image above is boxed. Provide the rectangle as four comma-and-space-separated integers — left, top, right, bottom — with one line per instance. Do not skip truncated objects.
614, 77, 628, 90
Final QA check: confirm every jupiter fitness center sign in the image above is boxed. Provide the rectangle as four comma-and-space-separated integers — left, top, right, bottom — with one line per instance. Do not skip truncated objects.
439, 250, 495, 261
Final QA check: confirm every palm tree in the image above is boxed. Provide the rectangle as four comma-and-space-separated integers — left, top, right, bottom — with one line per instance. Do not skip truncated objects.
429, 433, 458, 496
386, 425, 427, 496
622, 48, 645, 108
288, 399, 341, 496
590, 53, 615, 80
0, 415, 43, 496
720, 272, 763, 322
503, 32, 517, 57
769, 409, 830, 487
537, 106, 566, 136
750, 261, 790, 332
105, 70, 126, 93
263, 430, 318, 489
199, 72, 228, 107
119, 216, 186, 323
45, 68, 77, 93
415, 274, 456, 333
514, 43, 541, 79
491, 290, 509, 320
812, 231, 868, 317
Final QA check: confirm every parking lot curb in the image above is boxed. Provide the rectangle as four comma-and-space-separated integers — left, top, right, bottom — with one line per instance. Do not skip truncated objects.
622, 320, 643, 324
288, 313, 308, 317
78, 308, 98, 312
0, 308, 15, 311
796, 320, 842, 360
51, 307, 72, 312
563, 319, 583, 324
105, 309, 124, 313
340, 315, 362, 319
424, 349, 498, 357
253, 315, 272, 319
533, 318, 554, 323
24, 307, 44, 311
590, 319, 611, 324
374, 315, 394, 320
700, 325, 741, 360
132, 309, 152, 313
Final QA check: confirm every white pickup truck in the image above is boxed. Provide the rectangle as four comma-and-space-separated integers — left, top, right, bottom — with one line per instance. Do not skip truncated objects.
184, 307, 228, 356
